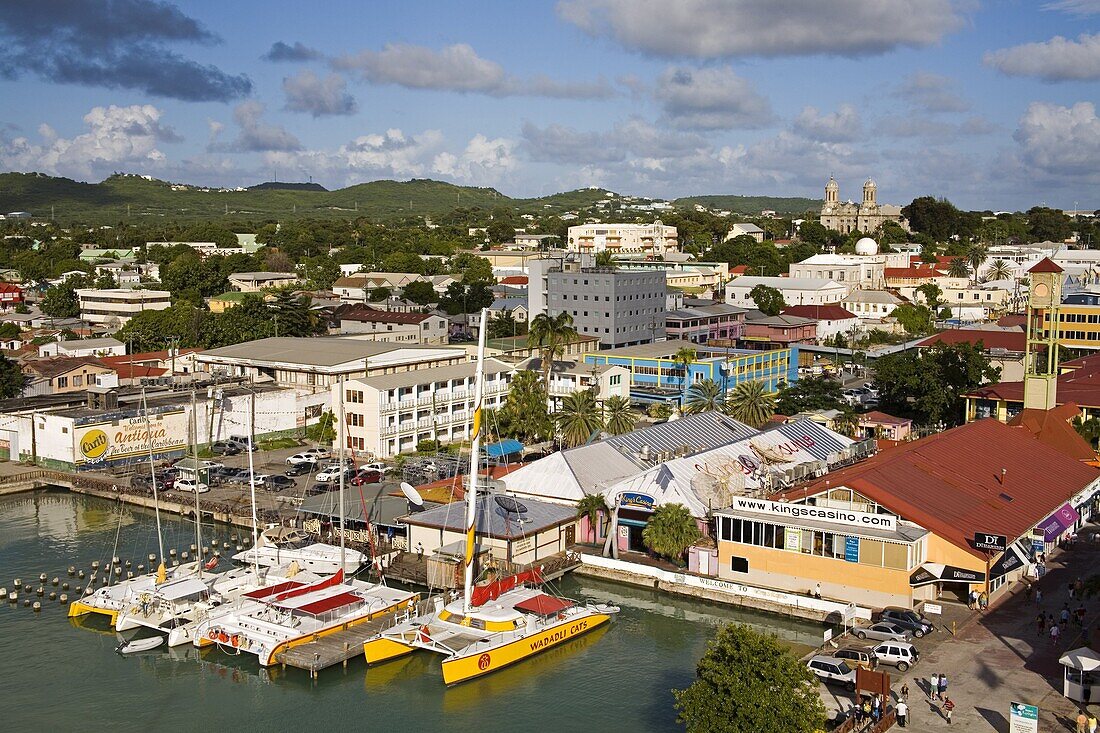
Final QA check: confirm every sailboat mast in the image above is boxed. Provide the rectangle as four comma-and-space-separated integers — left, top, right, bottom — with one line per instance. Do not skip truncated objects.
246, 390, 260, 574
463, 308, 489, 614
142, 388, 165, 565
338, 374, 346, 571
191, 387, 202, 579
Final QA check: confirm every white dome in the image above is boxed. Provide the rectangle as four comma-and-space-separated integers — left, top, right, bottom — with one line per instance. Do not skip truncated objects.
855, 237, 879, 255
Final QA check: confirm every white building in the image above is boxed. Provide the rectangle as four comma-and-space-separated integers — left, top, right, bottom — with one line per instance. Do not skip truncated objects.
727, 223, 765, 243
842, 289, 904, 320
726, 276, 847, 309
74, 288, 172, 327
788, 253, 891, 293
196, 337, 469, 394
228, 271, 300, 292
567, 222, 679, 255
38, 337, 126, 358
334, 306, 450, 344
338, 358, 514, 458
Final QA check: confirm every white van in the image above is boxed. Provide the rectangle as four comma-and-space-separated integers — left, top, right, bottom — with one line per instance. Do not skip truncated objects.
871, 641, 919, 671
807, 655, 856, 690
228, 435, 257, 452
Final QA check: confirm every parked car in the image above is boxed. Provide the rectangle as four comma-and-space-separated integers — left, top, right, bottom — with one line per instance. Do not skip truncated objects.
305, 483, 331, 497
316, 465, 355, 483
841, 389, 863, 406
350, 469, 382, 486
871, 641, 919, 671
249, 474, 272, 487
264, 475, 296, 492
852, 621, 911, 643
360, 462, 391, 474
286, 452, 320, 466
209, 441, 241, 456
832, 647, 876, 671
285, 463, 313, 477
207, 466, 239, 484
227, 435, 257, 452
303, 447, 331, 460
878, 607, 935, 637
199, 460, 224, 470
221, 468, 252, 483
806, 655, 856, 690
174, 478, 210, 494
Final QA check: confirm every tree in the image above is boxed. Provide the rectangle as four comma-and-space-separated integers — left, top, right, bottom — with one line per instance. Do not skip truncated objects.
796, 220, 829, 247
748, 284, 785, 316
486, 311, 526, 339
1074, 417, 1100, 449
450, 251, 495, 283
499, 370, 552, 442
602, 395, 636, 435
947, 257, 969, 279
0, 322, 21, 340
986, 258, 1012, 281
834, 407, 860, 437
576, 492, 609, 543
402, 280, 437, 305
776, 375, 844, 415
684, 379, 724, 414
892, 303, 935, 336
486, 219, 515, 245
673, 346, 698, 406
641, 503, 700, 563
674, 624, 826, 733
725, 380, 775, 427
368, 286, 391, 302
966, 244, 988, 286
556, 390, 604, 447
529, 312, 577, 391
270, 291, 313, 337
873, 342, 1000, 425
302, 256, 340, 289
0, 355, 26, 398
41, 280, 82, 318
161, 252, 227, 300
594, 251, 615, 267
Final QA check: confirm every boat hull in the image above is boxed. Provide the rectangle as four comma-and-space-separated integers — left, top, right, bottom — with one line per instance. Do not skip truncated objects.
363, 635, 418, 665
67, 600, 119, 623
440, 612, 612, 686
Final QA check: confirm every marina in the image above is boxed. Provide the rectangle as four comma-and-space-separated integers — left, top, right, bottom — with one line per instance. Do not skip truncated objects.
1, 489, 821, 731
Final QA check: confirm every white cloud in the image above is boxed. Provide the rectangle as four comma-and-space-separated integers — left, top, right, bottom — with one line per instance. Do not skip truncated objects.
1014, 101, 1100, 177
984, 33, 1100, 82
655, 66, 773, 130
212, 101, 301, 153
792, 104, 861, 142
283, 70, 357, 117
895, 72, 969, 112
1042, 1, 1100, 15
0, 104, 177, 179
556, 0, 963, 58
432, 135, 518, 182
333, 43, 614, 99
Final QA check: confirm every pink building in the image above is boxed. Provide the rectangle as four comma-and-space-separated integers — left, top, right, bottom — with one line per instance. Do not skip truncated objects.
665, 303, 746, 344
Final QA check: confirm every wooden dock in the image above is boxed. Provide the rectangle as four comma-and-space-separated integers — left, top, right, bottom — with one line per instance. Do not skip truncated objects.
274, 597, 439, 677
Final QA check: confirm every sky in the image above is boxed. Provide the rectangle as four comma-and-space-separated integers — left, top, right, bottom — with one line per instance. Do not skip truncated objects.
1, 0, 1099, 211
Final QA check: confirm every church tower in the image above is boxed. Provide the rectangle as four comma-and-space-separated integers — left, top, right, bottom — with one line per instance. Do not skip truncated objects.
862, 178, 877, 206
824, 176, 839, 204
1023, 257, 1064, 411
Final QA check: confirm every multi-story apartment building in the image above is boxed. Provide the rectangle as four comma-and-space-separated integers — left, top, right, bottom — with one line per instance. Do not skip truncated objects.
547, 263, 666, 348
334, 305, 449, 344
566, 222, 679, 255
74, 288, 172, 327
337, 359, 514, 458
665, 303, 746, 344
726, 276, 846, 308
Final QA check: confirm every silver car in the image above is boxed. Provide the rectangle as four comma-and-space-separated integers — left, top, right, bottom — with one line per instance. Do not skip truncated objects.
853, 621, 911, 643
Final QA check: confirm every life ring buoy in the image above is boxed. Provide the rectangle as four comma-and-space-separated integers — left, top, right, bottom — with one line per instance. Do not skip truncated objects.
231, 635, 240, 647
218, 631, 229, 643
418, 625, 432, 643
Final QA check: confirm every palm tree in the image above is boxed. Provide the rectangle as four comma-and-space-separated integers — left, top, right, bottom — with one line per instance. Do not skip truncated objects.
642, 503, 701, 564
602, 395, 636, 435
576, 492, 609, 543
986, 258, 1012, 282
967, 244, 988, 286
947, 257, 969, 279
594, 251, 615, 268
684, 378, 724, 414
556, 390, 604, 447
528, 311, 578, 392
834, 407, 860, 438
672, 346, 698, 407
725, 380, 776, 428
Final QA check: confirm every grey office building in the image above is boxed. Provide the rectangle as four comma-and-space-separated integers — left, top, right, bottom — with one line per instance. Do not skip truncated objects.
547, 263, 666, 348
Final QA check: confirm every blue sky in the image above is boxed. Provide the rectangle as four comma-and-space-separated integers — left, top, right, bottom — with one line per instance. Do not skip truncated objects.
1, 0, 1098, 210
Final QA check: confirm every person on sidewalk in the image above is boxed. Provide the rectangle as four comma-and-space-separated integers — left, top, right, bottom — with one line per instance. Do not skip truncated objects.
901, 682, 909, 702
1088, 711, 1097, 733
896, 700, 908, 728
1079, 710, 1089, 733
1052, 623, 1062, 645
928, 673, 939, 701
943, 696, 955, 724
1038, 613, 1047, 635
939, 673, 948, 701
1064, 604, 1072, 625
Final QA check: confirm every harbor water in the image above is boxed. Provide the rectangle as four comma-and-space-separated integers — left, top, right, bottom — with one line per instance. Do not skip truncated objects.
1, 490, 823, 731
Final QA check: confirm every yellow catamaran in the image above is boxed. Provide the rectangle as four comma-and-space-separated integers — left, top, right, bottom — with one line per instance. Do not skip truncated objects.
363, 308, 619, 685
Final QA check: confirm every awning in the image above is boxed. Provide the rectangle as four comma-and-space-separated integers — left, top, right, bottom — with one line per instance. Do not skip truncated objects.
514, 594, 574, 617
990, 542, 1029, 580
156, 577, 209, 600
1061, 647, 1100, 672
486, 439, 523, 458
910, 563, 985, 586
1037, 503, 1081, 542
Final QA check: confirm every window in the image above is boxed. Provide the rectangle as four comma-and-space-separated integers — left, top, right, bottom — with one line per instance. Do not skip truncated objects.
73, 375, 83, 387
346, 390, 364, 404
730, 556, 749, 573
57, 376, 68, 388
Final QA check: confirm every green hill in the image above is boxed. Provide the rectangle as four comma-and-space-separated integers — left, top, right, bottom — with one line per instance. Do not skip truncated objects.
0, 173, 510, 224
674, 194, 821, 216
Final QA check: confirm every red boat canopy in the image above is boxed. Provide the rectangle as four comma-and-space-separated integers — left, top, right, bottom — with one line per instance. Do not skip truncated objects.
294, 591, 362, 616
471, 568, 543, 607
514, 594, 574, 617
243, 580, 303, 600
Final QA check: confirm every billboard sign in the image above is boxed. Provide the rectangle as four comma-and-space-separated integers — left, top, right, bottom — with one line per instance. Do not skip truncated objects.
74, 411, 188, 466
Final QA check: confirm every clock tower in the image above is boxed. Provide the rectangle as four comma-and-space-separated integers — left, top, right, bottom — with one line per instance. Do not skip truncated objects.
1023, 257, 1063, 411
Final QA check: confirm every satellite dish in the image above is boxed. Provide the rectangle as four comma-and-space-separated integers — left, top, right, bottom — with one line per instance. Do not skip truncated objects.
400, 482, 424, 507
691, 472, 733, 510
494, 495, 528, 515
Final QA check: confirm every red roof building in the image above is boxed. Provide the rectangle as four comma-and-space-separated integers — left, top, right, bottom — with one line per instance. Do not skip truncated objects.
1007, 403, 1097, 463
0, 283, 24, 307
966, 353, 1100, 422
498, 275, 529, 286
917, 329, 1028, 353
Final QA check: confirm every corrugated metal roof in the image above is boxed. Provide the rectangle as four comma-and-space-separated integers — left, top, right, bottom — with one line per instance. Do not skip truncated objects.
607, 412, 757, 455
404, 494, 576, 538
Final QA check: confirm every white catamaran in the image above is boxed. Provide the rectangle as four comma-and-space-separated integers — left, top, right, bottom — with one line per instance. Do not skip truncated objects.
362, 308, 619, 685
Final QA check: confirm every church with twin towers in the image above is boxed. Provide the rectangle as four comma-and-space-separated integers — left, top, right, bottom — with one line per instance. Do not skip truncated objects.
819, 176, 910, 235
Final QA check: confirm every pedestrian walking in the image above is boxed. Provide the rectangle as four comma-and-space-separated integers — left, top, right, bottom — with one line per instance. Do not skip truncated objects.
969, 589, 978, 609
1037, 588, 1043, 605
928, 674, 939, 701
939, 673, 948, 700
943, 696, 955, 724
871, 695, 881, 722
1038, 613, 1047, 635
901, 682, 909, 702
1064, 604, 1072, 625
1052, 623, 1062, 645
1078, 605, 1087, 626
897, 701, 909, 728
1080, 710, 1089, 733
